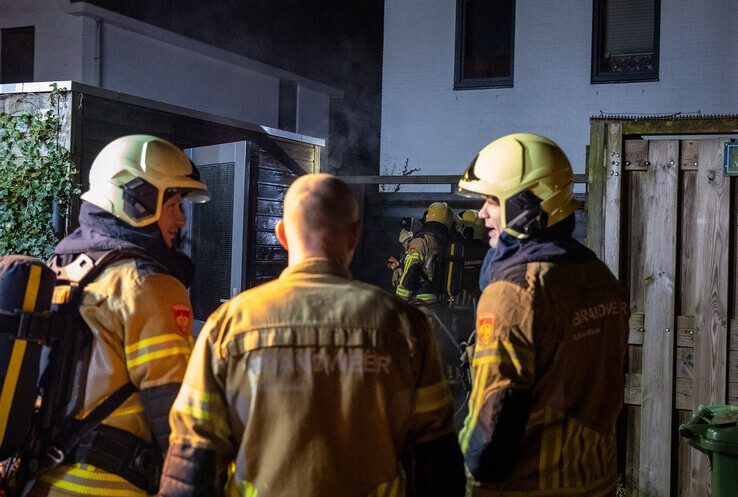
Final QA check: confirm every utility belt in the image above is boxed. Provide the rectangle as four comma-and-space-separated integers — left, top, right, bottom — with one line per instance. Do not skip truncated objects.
70, 424, 162, 494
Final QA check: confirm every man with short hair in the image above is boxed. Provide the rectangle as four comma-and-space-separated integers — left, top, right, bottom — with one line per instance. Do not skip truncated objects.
160, 174, 465, 497
456, 134, 629, 497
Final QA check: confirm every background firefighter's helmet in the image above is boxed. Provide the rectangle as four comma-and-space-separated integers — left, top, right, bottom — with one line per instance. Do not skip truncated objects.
456, 133, 579, 239
81, 135, 210, 227
457, 209, 486, 241
422, 202, 454, 229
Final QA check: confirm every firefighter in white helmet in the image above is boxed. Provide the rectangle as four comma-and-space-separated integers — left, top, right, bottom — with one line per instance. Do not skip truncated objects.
457, 133, 628, 497
30, 135, 209, 497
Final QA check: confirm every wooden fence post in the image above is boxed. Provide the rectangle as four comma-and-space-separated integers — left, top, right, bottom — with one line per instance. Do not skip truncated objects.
640, 140, 679, 497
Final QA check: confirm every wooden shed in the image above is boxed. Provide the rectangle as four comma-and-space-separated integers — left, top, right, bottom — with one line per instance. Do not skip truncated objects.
587, 115, 738, 497
0, 81, 322, 324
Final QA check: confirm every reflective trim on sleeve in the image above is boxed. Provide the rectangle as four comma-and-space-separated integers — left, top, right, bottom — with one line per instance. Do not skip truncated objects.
368, 474, 403, 497
395, 286, 411, 298
415, 380, 453, 415
172, 385, 231, 441
458, 364, 490, 453
415, 293, 438, 303
126, 333, 191, 369
404, 252, 422, 265
40, 464, 147, 497
125, 333, 185, 354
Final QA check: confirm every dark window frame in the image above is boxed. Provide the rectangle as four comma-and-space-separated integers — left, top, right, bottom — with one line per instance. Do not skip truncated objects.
454, 0, 516, 90
591, 0, 661, 84
0, 26, 35, 84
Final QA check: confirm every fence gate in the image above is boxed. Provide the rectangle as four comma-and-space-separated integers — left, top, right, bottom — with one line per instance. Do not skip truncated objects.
588, 116, 738, 497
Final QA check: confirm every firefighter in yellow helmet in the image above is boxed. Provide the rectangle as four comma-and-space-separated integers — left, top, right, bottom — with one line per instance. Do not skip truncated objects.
30, 135, 209, 497
395, 201, 454, 304
456, 133, 628, 497
453, 209, 487, 308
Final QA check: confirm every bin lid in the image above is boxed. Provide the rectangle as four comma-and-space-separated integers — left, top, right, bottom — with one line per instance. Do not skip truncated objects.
681, 405, 738, 455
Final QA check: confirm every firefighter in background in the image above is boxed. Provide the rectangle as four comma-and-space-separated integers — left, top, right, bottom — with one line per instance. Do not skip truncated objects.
395, 202, 453, 304
30, 136, 209, 497
454, 209, 488, 307
456, 133, 628, 497
159, 174, 465, 497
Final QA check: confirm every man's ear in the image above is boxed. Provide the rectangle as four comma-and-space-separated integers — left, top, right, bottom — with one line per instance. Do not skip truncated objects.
275, 219, 289, 250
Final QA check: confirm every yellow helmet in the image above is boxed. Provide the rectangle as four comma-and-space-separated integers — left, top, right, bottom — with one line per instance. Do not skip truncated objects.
457, 209, 486, 241
457, 133, 578, 239
423, 202, 453, 229
81, 135, 210, 227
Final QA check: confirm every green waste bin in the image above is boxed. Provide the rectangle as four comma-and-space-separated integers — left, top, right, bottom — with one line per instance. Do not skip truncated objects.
679, 405, 738, 496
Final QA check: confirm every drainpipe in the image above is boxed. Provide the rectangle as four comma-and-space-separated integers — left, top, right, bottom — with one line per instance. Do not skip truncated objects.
94, 18, 103, 87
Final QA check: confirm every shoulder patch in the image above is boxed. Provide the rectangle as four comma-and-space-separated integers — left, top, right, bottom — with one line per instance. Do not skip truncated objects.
171, 305, 192, 334
477, 312, 496, 347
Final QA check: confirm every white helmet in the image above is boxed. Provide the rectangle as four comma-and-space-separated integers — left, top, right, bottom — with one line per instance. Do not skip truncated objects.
81, 135, 209, 227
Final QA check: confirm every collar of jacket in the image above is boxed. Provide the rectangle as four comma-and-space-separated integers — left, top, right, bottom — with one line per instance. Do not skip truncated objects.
280, 257, 352, 280
54, 201, 196, 288
478, 214, 597, 291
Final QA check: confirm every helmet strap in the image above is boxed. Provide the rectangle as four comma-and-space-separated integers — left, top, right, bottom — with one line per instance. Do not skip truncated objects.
505, 190, 548, 236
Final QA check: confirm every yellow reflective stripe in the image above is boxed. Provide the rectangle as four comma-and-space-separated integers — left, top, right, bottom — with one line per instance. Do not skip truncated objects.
46, 479, 145, 497
244, 480, 259, 497
66, 465, 132, 483
415, 381, 452, 414
109, 404, 144, 418
0, 339, 27, 445
459, 363, 489, 452
404, 252, 422, 265
126, 347, 190, 368
415, 293, 437, 301
395, 286, 411, 297
446, 243, 455, 295
387, 476, 401, 497
373, 482, 388, 497
173, 386, 231, 440
22, 264, 42, 311
178, 383, 223, 403
125, 333, 185, 354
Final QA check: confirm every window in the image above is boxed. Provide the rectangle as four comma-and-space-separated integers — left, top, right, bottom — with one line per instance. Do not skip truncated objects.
591, 0, 660, 83
455, 0, 515, 89
1, 26, 35, 84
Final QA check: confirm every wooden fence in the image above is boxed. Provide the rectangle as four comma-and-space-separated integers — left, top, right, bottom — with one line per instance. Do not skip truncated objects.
588, 116, 738, 497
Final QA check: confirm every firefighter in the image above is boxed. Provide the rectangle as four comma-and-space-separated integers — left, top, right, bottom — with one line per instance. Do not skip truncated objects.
395, 202, 453, 304
454, 209, 487, 307
159, 174, 465, 497
29, 135, 209, 497
456, 133, 629, 497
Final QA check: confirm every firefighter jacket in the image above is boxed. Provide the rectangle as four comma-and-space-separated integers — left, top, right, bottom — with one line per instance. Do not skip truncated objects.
395, 222, 448, 304
160, 258, 466, 497
29, 203, 195, 497
460, 219, 628, 497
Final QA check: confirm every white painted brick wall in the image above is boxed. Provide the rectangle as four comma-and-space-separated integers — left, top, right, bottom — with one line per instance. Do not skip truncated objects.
381, 0, 738, 176
0, 0, 85, 82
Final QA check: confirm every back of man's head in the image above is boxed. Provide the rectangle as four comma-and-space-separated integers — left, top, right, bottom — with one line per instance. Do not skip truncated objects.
278, 174, 360, 267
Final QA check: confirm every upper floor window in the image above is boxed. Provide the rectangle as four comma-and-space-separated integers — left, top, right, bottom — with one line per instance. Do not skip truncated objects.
455, 0, 515, 89
1, 26, 35, 84
591, 0, 660, 83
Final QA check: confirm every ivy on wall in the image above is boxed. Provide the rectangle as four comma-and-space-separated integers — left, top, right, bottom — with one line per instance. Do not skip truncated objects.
0, 84, 79, 258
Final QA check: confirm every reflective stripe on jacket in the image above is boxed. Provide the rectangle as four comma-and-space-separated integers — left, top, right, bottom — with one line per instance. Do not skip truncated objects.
461, 259, 628, 497
29, 258, 194, 497
161, 258, 456, 497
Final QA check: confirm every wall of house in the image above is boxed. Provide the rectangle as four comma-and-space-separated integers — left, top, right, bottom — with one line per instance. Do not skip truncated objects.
0, 0, 331, 139
0, 0, 86, 82
381, 0, 738, 177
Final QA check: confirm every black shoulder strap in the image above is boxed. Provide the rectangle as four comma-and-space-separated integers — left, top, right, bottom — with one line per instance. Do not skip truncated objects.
33, 248, 158, 475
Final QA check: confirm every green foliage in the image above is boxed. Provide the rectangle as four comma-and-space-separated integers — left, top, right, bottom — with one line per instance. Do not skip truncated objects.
0, 84, 80, 258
